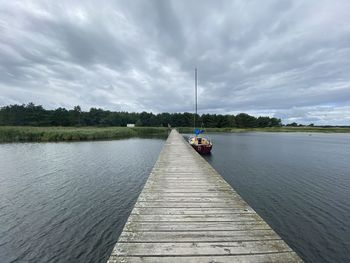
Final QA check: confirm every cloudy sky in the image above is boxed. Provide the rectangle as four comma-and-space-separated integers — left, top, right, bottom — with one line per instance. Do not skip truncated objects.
1, 0, 350, 124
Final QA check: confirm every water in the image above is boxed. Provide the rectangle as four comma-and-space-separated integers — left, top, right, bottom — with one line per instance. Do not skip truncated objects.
0, 138, 164, 263
1, 133, 350, 263
201, 132, 350, 263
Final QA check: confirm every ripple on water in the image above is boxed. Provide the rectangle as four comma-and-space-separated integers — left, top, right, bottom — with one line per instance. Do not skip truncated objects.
0, 138, 164, 263
201, 132, 350, 263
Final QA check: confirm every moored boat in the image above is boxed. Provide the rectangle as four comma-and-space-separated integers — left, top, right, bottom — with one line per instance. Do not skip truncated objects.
188, 68, 213, 154
189, 134, 212, 154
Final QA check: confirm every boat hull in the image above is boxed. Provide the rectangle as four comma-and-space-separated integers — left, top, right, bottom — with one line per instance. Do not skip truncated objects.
191, 144, 212, 154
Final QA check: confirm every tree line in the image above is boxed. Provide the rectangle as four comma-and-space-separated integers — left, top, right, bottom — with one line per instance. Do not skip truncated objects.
0, 103, 282, 128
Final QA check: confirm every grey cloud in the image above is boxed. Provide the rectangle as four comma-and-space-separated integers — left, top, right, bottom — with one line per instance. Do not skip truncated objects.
0, 0, 350, 124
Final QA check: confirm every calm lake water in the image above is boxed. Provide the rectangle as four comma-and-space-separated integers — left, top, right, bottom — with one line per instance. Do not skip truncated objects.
0, 138, 164, 263
1, 133, 350, 263
202, 132, 350, 263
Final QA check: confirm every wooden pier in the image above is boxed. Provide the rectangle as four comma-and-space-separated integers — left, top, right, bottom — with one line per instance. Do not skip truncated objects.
107, 129, 302, 262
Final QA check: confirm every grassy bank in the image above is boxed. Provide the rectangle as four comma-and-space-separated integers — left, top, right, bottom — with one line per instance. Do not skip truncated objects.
177, 126, 350, 133
1, 126, 350, 143
0, 126, 168, 143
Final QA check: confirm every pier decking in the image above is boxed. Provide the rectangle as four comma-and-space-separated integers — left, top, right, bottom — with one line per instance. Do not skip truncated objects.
107, 129, 302, 262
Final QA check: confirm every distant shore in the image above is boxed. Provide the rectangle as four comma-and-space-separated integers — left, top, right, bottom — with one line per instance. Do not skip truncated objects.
0, 126, 169, 143
1, 126, 350, 143
177, 126, 350, 134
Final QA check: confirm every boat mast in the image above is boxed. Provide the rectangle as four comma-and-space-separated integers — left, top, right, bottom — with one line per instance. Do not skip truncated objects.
194, 68, 197, 134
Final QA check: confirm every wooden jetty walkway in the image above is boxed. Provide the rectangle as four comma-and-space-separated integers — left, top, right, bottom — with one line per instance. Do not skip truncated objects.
107, 129, 302, 262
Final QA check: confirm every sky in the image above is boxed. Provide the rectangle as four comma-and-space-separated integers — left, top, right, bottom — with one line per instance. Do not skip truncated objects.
1, 0, 350, 125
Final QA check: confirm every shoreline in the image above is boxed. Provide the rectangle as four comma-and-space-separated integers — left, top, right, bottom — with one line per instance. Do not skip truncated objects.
177, 126, 350, 134
0, 126, 169, 143
1, 126, 350, 143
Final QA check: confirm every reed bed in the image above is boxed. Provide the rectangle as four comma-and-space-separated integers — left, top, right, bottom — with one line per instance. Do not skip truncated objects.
1, 126, 349, 143
0, 126, 168, 142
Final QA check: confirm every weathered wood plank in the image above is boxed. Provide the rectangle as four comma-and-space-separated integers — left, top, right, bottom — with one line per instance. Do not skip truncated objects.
139, 192, 239, 197
107, 129, 302, 262
108, 252, 302, 263
137, 197, 241, 202
128, 213, 262, 222
140, 189, 235, 193
118, 229, 279, 242
132, 207, 255, 215
125, 221, 271, 232
113, 240, 293, 256
134, 202, 246, 208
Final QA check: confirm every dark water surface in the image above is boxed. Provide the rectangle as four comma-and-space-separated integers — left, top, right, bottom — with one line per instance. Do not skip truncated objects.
0, 138, 164, 263
201, 132, 350, 263
1, 133, 350, 263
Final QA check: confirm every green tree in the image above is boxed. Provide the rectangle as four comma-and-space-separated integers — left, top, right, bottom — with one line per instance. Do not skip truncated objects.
286, 122, 298, 127
51, 108, 70, 126
236, 113, 258, 128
